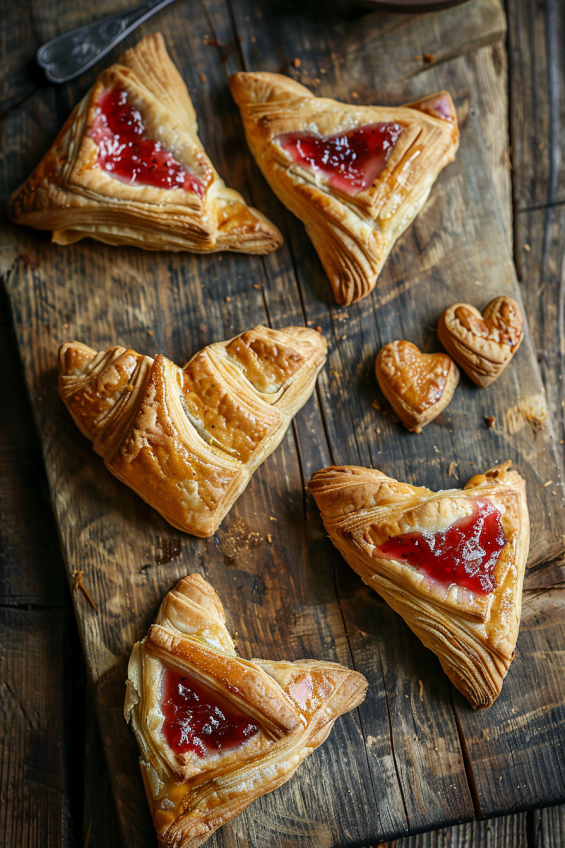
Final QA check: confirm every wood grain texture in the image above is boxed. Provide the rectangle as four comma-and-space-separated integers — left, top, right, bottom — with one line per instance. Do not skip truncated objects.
507, 0, 565, 212
228, 0, 565, 569
452, 589, 565, 818
0, 607, 69, 848
384, 810, 528, 847
530, 804, 565, 848
1, 0, 564, 846
0, 291, 65, 606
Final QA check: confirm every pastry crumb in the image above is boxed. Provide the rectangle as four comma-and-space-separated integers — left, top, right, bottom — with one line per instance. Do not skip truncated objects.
269, 516, 277, 521
199, 73, 206, 82
267, 534, 273, 544
475, 280, 483, 286
552, 490, 558, 496
423, 53, 436, 63
448, 461, 458, 479
484, 415, 496, 428
351, 91, 360, 99
433, 446, 439, 453
524, 243, 531, 252
315, 326, 322, 333
543, 480, 553, 487
147, 330, 154, 336
418, 680, 424, 702
253, 284, 261, 289
225, 296, 231, 302
293, 58, 301, 68
372, 399, 380, 410
64, 323, 69, 329
342, 334, 347, 340
376, 427, 381, 435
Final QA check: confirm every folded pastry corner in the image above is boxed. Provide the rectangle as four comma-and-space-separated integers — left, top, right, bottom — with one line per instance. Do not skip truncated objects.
58, 325, 326, 536
309, 462, 529, 709
230, 72, 459, 304
125, 573, 367, 847
9, 33, 282, 254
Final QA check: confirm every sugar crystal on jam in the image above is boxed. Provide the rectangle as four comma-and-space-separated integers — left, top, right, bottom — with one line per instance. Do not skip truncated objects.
161, 666, 259, 757
277, 122, 403, 194
89, 89, 203, 196
377, 500, 507, 594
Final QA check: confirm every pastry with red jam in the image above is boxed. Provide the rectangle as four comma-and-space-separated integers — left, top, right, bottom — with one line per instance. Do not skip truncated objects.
230, 72, 459, 305
125, 573, 367, 847
309, 462, 529, 709
8, 34, 282, 254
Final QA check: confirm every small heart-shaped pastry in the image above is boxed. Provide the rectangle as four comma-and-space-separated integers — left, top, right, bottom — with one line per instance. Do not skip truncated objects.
438, 297, 523, 387
376, 340, 460, 433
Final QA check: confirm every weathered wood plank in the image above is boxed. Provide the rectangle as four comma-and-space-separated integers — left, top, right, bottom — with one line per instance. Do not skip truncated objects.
1, 0, 563, 846
0, 3, 384, 845
453, 589, 565, 817
507, 0, 565, 213
229, 0, 565, 569
530, 804, 565, 848
0, 299, 65, 606
230, 0, 565, 826
384, 810, 528, 847
82, 684, 121, 848
0, 607, 69, 848
465, 43, 512, 240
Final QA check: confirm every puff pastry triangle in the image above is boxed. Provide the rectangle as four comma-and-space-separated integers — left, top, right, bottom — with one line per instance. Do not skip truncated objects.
59, 325, 326, 536
309, 462, 529, 709
230, 72, 459, 304
125, 572, 368, 847
8, 34, 282, 254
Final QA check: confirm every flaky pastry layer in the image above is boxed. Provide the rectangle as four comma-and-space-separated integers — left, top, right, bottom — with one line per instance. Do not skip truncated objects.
230, 72, 459, 304
125, 573, 368, 847
309, 462, 530, 709
59, 325, 326, 536
9, 34, 282, 254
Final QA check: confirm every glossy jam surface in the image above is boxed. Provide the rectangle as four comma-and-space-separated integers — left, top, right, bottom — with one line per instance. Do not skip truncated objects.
89, 88, 203, 196
161, 667, 259, 757
377, 500, 507, 594
277, 123, 403, 194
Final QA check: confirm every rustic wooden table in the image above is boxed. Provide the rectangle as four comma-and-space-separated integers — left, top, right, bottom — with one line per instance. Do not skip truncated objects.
1, 0, 564, 846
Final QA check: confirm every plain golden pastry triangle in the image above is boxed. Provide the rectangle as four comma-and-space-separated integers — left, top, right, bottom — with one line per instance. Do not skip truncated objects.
309, 463, 530, 709
125, 572, 368, 848
8, 34, 282, 254
58, 325, 326, 536
230, 72, 459, 304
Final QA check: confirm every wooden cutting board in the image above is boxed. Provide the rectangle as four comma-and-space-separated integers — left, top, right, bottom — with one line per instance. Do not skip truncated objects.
1, 0, 565, 845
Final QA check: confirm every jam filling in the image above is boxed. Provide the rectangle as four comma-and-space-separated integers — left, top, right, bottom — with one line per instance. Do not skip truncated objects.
161, 666, 259, 757
377, 500, 507, 594
89, 88, 204, 196
277, 122, 403, 195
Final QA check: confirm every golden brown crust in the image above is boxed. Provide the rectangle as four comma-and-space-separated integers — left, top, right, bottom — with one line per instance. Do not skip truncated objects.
58, 325, 327, 536
375, 340, 460, 433
438, 297, 524, 387
125, 573, 368, 847
8, 34, 282, 255
309, 462, 530, 710
229, 72, 459, 304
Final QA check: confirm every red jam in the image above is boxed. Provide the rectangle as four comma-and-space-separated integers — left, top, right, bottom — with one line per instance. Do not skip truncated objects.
89, 88, 204, 196
161, 667, 259, 757
377, 500, 507, 594
277, 123, 403, 194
